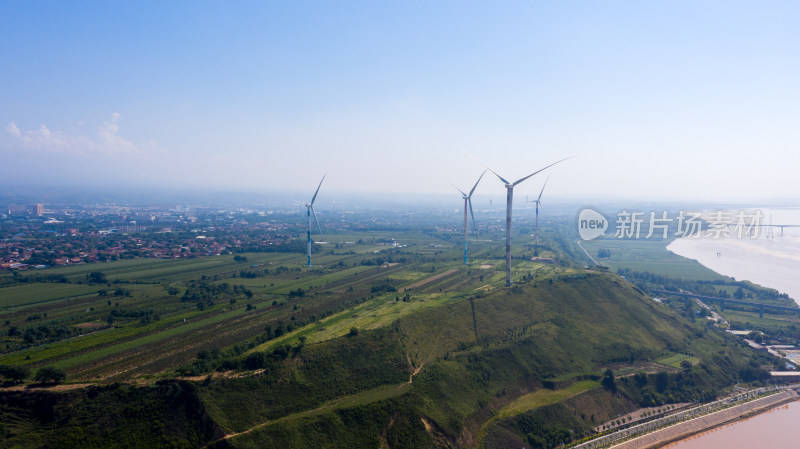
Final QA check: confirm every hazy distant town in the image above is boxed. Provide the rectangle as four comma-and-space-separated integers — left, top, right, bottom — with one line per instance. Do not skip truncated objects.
0, 199, 520, 271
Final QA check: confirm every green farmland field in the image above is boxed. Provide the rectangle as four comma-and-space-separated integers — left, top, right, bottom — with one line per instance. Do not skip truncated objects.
0, 283, 101, 309
580, 238, 725, 281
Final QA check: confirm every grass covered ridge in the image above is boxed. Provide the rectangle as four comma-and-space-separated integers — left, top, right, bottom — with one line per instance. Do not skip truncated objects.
0, 271, 782, 449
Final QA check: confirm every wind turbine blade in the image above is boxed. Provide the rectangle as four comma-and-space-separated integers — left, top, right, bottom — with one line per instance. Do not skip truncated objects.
486, 167, 509, 185
311, 206, 322, 234
465, 151, 510, 185
452, 184, 468, 197
310, 174, 326, 206
537, 175, 550, 202
468, 198, 478, 238
468, 169, 486, 197
512, 157, 573, 187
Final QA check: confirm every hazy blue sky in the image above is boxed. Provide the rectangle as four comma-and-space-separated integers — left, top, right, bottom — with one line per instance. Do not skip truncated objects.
2, 1, 799, 202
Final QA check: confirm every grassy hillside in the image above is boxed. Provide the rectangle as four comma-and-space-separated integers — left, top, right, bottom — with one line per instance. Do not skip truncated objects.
0, 382, 223, 449
189, 272, 776, 448
200, 328, 411, 433
0, 269, 779, 448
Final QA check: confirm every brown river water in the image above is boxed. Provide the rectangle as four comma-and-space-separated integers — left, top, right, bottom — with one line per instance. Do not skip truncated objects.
662, 399, 800, 448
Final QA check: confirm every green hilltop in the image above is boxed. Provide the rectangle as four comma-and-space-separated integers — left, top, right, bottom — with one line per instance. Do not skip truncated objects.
1, 267, 779, 449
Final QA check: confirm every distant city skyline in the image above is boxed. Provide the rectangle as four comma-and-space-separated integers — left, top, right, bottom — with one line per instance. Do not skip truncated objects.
2, 1, 799, 201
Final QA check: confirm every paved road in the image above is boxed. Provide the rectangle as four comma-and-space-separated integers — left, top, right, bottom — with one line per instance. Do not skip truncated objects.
576, 240, 600, 266
693, 298, 729, 326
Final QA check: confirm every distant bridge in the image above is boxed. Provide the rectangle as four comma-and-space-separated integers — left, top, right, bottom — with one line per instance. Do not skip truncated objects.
649, 290, 800, 318
726, 223, 800, 237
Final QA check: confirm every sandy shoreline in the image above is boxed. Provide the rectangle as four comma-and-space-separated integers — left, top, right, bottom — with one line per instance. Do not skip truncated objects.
667, 235, 800, 305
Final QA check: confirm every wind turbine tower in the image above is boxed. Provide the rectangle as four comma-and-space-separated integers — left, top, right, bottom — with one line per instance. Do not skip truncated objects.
305, 174, 326, 267
478, 157, 570, 287
533, 176, 550, 248
453, 170, 486, 265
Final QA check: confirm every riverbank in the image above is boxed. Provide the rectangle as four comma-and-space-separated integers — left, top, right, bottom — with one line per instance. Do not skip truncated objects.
667, 234, 800, 306
607, 388, 798, 449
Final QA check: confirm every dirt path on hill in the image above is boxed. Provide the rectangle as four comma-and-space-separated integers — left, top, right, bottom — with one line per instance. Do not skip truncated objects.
1, 383, 95, 392
205, 353, 428, 447
203, 381, 414, 447
406, 352, 425, 384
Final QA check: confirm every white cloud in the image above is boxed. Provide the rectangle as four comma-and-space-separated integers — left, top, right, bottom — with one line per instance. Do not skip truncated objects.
5, 113, 144, 155
5, 122, 21, 137
94, 113, 139, 154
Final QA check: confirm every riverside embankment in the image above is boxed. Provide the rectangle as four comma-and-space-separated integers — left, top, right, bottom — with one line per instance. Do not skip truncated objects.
572, 386, 798, 449
607, 388, 797, 449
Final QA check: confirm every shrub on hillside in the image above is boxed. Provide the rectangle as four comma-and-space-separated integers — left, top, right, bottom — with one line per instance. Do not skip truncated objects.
35, 366, 66, 384
0, 364, 30, 383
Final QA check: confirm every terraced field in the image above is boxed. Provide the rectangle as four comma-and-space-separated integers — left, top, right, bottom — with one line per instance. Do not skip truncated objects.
1, 230, 517, 381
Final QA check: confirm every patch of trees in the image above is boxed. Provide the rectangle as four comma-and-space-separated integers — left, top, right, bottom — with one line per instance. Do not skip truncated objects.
87, 271, 108, 284
181, 281, 254, 308
10, 323, 84, 347
98, 286, 132, 297
0, 381, 220, 447
592, 342, 657, 366
616, 349, 774, 408
34, 366, 66, 384
568, 273, 594, 281
2, 271, 70, 287
359, 254, 406, 266
0, 364, 30, 383
237, 268, 269, 278
109, 308, 159, 324
287, 288, 305, 298
176, 327, 298, 376
273, 266, 298, 275
601, 369, 617, 393
370, 284, 397, 293
505, 403, 592, 449
618, 268, 792, 303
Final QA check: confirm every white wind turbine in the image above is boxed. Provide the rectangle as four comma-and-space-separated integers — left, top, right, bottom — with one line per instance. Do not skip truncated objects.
453, 170, 486, 265
304, 174, 326, 267
532, 176, 549, 249
471, 155, 570, 286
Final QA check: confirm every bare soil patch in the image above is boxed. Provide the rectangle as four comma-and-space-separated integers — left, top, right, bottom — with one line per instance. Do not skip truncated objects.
74, 322, 107, 329
400, 269, 458, 292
